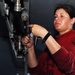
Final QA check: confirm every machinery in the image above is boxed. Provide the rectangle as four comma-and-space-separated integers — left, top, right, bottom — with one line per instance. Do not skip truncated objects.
0, 0, 30, 75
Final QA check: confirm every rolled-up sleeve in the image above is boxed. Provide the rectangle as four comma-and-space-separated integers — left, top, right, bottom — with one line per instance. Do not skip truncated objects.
52, 46, 75, 74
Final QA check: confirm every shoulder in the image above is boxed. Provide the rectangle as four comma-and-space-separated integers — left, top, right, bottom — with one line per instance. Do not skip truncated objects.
70, 30, 75, 36
71, 29, 75, 33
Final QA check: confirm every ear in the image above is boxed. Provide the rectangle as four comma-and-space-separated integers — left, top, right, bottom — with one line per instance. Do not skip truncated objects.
71, 18, 75, 25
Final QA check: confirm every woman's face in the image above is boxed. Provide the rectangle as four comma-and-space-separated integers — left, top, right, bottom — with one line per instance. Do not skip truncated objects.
54, 8, 73, 35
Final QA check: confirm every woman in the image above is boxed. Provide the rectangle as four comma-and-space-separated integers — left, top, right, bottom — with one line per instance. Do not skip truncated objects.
22, 4, 75, 75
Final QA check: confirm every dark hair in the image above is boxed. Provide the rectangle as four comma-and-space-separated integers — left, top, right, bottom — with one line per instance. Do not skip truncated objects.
54, 4, 75, 29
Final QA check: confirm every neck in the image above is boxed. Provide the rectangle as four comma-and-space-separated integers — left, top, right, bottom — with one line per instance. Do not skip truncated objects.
59, 29, 72, 35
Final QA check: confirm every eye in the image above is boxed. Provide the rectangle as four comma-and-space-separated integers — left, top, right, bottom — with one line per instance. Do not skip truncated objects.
61, 15, 64, 18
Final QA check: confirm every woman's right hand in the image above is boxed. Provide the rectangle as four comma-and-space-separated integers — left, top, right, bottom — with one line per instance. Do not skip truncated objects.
28, 24, 48, 39
22, 35, 34, 48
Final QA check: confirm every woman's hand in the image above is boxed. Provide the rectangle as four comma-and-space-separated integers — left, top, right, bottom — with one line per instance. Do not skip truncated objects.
22, 35, 34, 48
28, 24, 48, 39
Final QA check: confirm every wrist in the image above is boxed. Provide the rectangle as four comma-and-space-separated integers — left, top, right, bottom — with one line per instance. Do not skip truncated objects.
40, 29, 48, 39
42, 32, 51, 43
28, 45, 34, 51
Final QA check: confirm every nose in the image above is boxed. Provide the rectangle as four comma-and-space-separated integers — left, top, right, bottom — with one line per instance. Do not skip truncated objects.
54, 17, 60, 24
54, 17, 61, 22
54, 18, 58, 23
55, 17, 59, 20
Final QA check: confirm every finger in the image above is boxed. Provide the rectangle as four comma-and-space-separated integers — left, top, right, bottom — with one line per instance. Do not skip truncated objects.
27, 25, 32, 32
27, 25, 34, 28
22, 39, 29, 45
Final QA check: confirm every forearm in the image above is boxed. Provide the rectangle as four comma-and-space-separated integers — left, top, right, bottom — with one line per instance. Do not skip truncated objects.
45, 35, 61, 54
40, 30, 61, 54
27, 46, 38, 68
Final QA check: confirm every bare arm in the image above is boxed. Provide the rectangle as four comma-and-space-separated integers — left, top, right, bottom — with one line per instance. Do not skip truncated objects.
22, 35, 38, 68
45, 35, 61, 54
27, 45, 38, 68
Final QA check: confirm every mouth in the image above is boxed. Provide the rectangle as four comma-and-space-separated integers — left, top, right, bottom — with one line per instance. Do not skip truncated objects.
55, 22, 60, 26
